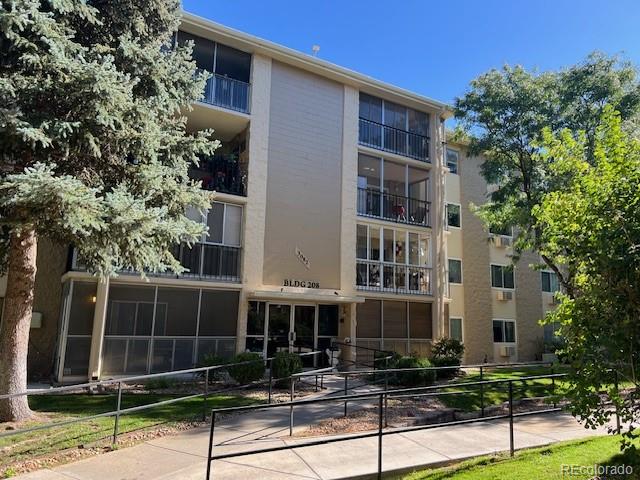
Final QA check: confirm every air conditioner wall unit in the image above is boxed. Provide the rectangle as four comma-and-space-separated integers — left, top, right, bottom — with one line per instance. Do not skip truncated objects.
496, 290, 513, 301
499, 345, 516, 357
494, 235, 512, 248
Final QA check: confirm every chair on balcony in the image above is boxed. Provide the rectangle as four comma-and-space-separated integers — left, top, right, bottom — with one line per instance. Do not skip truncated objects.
392, 204, 406, 222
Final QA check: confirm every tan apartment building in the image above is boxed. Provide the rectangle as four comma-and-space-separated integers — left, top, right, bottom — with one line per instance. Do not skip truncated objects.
0, 13, 561, 382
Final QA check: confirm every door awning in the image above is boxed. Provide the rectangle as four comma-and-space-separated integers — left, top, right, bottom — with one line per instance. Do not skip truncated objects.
250, 289, 364, 304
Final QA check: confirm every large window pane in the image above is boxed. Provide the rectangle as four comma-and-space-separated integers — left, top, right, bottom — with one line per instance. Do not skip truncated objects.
409, 233, 419, 266
125, 339, 149, 374
493, 320, 503, 342
214, 43, 251, 83
448, 259, 462, 284
359, 93, 382, 123
102, 338, 127, 375
383, 301, 407, 338
68, 282, 97, 335
223, 204, 242, 246
370, 227, 380, 261
247, 301, 266, 336
384, 101, 407, 130
504, 321, 516, 342
177, 31, 214, 71
408, 109, 428, 136
155, 288, 199, 336
207, 202, 224, 244
383, 160, 406, 197
63, 337, 91, 376
408, 167, 428, 202
357, 154, 381, 190
395, 231, 406, 265
450, 318, 463, 342
173, 339, 194, 370
152, 339, 173, 373
383, 229, 394, 262
199, 290, 239, 336
447, 204, 461, 228
356, 299, 381, 338
318, 305, 339, 336
504, 269, 515, 289
106, 286, 155, 336
491, 265, 503, 288
357, 225, 368, 259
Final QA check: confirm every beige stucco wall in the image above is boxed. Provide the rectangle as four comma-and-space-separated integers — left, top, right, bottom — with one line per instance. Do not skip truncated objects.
515, 251, 545, 360
262, 61, 344, 290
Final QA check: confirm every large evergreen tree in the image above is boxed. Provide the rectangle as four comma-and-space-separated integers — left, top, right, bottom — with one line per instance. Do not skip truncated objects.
0, 0, 218, 421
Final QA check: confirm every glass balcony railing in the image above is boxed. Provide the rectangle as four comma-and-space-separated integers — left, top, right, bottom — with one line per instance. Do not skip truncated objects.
201, 72, 251, 114
359, 118, 429, 162
357, 188, 430, 227
356, 260, 432, 295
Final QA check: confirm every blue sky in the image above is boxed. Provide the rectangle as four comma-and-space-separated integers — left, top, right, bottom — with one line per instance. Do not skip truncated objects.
182, 0, 640, 106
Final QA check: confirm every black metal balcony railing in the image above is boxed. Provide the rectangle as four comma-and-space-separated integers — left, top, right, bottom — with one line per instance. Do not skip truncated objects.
357, 188, 430, 227
202, 73, 251, 114
359, 118, 429, 162
356, 260, 432, 295
191, 154, 247, 197
170, 243, 241, 282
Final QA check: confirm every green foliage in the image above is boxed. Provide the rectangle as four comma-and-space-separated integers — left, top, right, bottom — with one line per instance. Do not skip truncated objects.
271, 351, 303, 387
144, 377, 176, 390
455, 53, 640, 285
430, 338, 465, 379
390, 356, 436, 387
0, 0, 219, 275
227, 352, 265, 385
533, 108, 640, 449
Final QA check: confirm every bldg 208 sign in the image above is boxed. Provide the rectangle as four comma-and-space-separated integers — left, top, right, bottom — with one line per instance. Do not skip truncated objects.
283, 279, 320, 288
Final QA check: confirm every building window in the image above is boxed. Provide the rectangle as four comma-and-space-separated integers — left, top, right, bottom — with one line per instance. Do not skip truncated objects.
446, 203, 461, 228
541, 271, 559, 293
493, 319, 516, 343
489, 225, 513, 237
356, 224, 431, 294
491, 264, 514, 289
448, 259, 462, 284
449, 317, 463, 342
446, 148, 459, 174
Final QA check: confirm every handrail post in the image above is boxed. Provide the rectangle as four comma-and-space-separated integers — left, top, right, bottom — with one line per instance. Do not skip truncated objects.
480, 366, 485, 417
206, 411, 216, 480
384, 369, 389, 428
203, 368, 210, 421
344, 375, 348, 417
268, 359, 273, 404
113, 381, 122, 444
377, 393, 383, 480
289, 377, 295, 436
614, 369, 621, 434
551, 364, 556, 409
508, 380, 514, 456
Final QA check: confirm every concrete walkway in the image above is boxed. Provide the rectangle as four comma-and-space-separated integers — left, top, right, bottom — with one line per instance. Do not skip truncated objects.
16, 380, 612, 480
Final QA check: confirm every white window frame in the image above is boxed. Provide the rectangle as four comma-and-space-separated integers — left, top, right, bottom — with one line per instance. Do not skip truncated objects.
446, 202, 461, 229
448, 258, 463, 285
490, 263, 515, 290
203, 201, 243, 247
446, 147, 459, 174
449, 317, 463, 342
541, 270, 559, 293
492, 318, 517, 343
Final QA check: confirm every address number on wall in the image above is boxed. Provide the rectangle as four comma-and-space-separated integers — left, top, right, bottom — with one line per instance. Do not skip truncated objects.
283, 279, 320, 288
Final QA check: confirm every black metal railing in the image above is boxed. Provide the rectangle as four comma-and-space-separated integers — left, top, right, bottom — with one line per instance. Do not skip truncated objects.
190, 154, 247, 197
206, 370, 574, 480
357, 188, 430, 227
168, 243, 241, 282
356, 260, 432, 295
359, 118, 429, 162
202, 73, 251, 113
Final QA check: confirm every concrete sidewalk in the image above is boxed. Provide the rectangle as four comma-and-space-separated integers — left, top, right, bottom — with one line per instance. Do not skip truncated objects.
16, 400, 611, 480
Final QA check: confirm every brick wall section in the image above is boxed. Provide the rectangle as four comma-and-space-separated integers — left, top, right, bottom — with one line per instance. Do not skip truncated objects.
29, 238, 67, 380
460, 153, 494, 363
515, 250, 544, 360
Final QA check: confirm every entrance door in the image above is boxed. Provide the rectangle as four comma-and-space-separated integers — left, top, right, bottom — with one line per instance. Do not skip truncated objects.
293, 305, 316, 367
266, 304, 291, 359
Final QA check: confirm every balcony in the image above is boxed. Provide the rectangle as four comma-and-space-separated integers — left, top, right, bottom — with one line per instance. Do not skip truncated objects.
357, 188, 430, 227
356, 260, 432, 295
190, 154, 247, 197
169, 243, 241, 282
359, 118, 429, 162
201, 73, 251, 114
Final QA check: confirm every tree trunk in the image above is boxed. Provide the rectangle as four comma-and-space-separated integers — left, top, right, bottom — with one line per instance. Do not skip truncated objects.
0, 228, 38, 422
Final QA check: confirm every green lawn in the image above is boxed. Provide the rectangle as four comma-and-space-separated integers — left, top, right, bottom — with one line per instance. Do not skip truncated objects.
401, 435, 640, 480
436, 366, 570, 412
0, 392, 256, 475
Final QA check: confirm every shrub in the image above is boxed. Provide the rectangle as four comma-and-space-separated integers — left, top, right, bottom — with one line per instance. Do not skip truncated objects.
271, 351, 303, 387
145, 377, 176, 390
391, 356, 436, 386
199, 354, 228, 381
430, 338, 465, 379
227, 352, 265, 385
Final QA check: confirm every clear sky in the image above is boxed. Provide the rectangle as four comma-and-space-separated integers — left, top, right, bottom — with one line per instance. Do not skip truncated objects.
182, 0, 640, 107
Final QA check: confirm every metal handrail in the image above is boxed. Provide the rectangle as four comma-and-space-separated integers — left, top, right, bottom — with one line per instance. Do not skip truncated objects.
356, 259, 433, 295
357, 187, 431, 227
358, 117, 430, 162
206, 372, 576, 480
